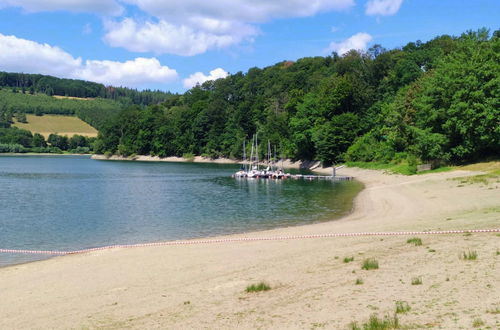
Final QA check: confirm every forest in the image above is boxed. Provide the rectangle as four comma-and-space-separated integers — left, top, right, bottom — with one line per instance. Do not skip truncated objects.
94, 29, 499, 170
1, 29, 498, 166
0, 72, 175, 105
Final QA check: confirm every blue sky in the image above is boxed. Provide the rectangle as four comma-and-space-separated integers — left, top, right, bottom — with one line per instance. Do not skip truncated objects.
0, 0, 498, 93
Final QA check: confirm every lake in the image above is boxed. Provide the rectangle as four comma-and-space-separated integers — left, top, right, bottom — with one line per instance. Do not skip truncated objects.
0, 155, 363, 266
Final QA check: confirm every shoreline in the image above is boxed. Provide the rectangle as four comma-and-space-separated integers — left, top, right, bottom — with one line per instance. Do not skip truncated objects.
1, 165, 498, 328
91, 154, 322, 170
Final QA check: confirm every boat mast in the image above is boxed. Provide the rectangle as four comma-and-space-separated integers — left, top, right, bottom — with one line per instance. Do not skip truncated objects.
255, 133, 259, 170
267, 140, 271, 170
242, 139, 247, 172
250, 135, 254, 170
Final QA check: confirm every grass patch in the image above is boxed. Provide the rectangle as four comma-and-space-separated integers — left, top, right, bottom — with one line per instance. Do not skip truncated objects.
486, 306, 500, 314
451, 163, 500, 186
245, 282, 271, 293
13, 114, 98, 138
362, 258, 379, 270
349, 314, 400, 330
346, 161, 454, 176
355, 278, 364, 285
344, 256, 355, 263
406, 237, 422, 246
472, 318, 484, 328
395, 301, 411, 314
428, 249, 436, 253
416, 166, 453, 175
411, 277, 423, 285
461, 250, 478, 260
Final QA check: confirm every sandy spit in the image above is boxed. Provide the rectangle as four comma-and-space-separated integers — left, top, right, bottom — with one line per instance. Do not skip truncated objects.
0, 166, 498, 329
91, 154, 320, 169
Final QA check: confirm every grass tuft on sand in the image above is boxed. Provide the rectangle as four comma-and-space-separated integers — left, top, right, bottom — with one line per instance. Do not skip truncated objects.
395, 301, 411, 314
246, 282, 271, 293
361, 258, 379, 270
461, 250, 478, 260
349, 314, 400, 330
406, 237, 422, 246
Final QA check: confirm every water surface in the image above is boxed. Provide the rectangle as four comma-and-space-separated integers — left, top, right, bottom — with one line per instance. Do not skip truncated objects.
0, 155, 362, 266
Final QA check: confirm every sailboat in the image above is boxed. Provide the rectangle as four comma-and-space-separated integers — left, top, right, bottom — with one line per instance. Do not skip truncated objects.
233, 139, 247, 178
233, 134, 290, 179
247, 134, 262, 178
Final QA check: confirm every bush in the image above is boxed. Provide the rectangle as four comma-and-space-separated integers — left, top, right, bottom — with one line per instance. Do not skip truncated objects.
362, 258, 379, 270
246, 282, 271, 293
0, 143, 27, 153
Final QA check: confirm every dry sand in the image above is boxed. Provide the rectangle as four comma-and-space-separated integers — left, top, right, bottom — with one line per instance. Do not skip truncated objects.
0, 166, 498, 329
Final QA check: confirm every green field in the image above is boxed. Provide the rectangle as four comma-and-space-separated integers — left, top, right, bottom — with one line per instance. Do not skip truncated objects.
13, 114, 98, 138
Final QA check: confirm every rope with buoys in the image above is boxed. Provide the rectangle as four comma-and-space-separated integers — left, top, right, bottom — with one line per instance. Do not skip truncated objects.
1, 228, 499, 255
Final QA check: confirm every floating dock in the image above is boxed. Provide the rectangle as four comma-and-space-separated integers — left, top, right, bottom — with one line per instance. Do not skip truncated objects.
290, 175, 353, 181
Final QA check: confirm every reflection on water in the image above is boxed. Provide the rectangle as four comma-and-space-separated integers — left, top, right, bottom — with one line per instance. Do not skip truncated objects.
0, 155, 362, 267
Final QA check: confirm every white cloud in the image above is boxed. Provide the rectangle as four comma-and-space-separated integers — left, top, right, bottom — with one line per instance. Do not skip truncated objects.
123, 0, 354, 23
103, 0, 355, 55
0, 0, 123, 15
183, 68, 229, 88
0, 0, 356, 56
104, 18, 256, 56
76, 58, 178, 87
0, 33, 82, 77
326, 32, 373, 55
365, 0, 403, 16
0, 33, 178, 88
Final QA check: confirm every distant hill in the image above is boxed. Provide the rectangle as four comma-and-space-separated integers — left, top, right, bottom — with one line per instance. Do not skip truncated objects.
0, 88, 121, 130
0, 71, 176, 106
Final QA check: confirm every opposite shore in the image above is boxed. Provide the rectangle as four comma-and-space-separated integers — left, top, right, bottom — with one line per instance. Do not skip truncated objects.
0, 164, 498, 328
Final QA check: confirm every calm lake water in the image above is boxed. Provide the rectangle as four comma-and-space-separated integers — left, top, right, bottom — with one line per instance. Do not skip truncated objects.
0, 155, 362, 266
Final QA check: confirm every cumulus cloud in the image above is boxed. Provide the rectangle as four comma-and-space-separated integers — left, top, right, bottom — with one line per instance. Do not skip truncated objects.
103, 0, 355, 55
104, 18, 256, 56
326, 32, 373, 55
0, 0, 123, 15
365, 0, 403, 16
0, 33, 178, 88
123, 0, 354, 23
0, 33, 82, 77
76, 58, 178, 87
183, 68, 229, 88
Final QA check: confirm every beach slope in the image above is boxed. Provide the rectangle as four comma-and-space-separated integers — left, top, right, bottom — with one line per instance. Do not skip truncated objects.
0, 166, 498, 329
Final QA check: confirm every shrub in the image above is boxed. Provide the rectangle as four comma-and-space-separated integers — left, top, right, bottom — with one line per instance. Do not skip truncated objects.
462, 250, 478, 260
344, 256, 354, 263
362, 258, 379, 270
395, 301, 411, 314
406, 237, 422, 246
246, 282, 271, 293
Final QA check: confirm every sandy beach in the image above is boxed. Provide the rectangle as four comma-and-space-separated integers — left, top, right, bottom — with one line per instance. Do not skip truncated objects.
0, 165, 498, 329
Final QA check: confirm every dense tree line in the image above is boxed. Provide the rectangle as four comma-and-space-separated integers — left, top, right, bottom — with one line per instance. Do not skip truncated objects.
0, 72, 176, 105
95, 29, 499, 167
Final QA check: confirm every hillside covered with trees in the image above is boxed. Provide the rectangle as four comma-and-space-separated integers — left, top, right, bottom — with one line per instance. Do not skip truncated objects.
0, 72, 175, 106
0, 71, 178, 153
94, 29, 499, 170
